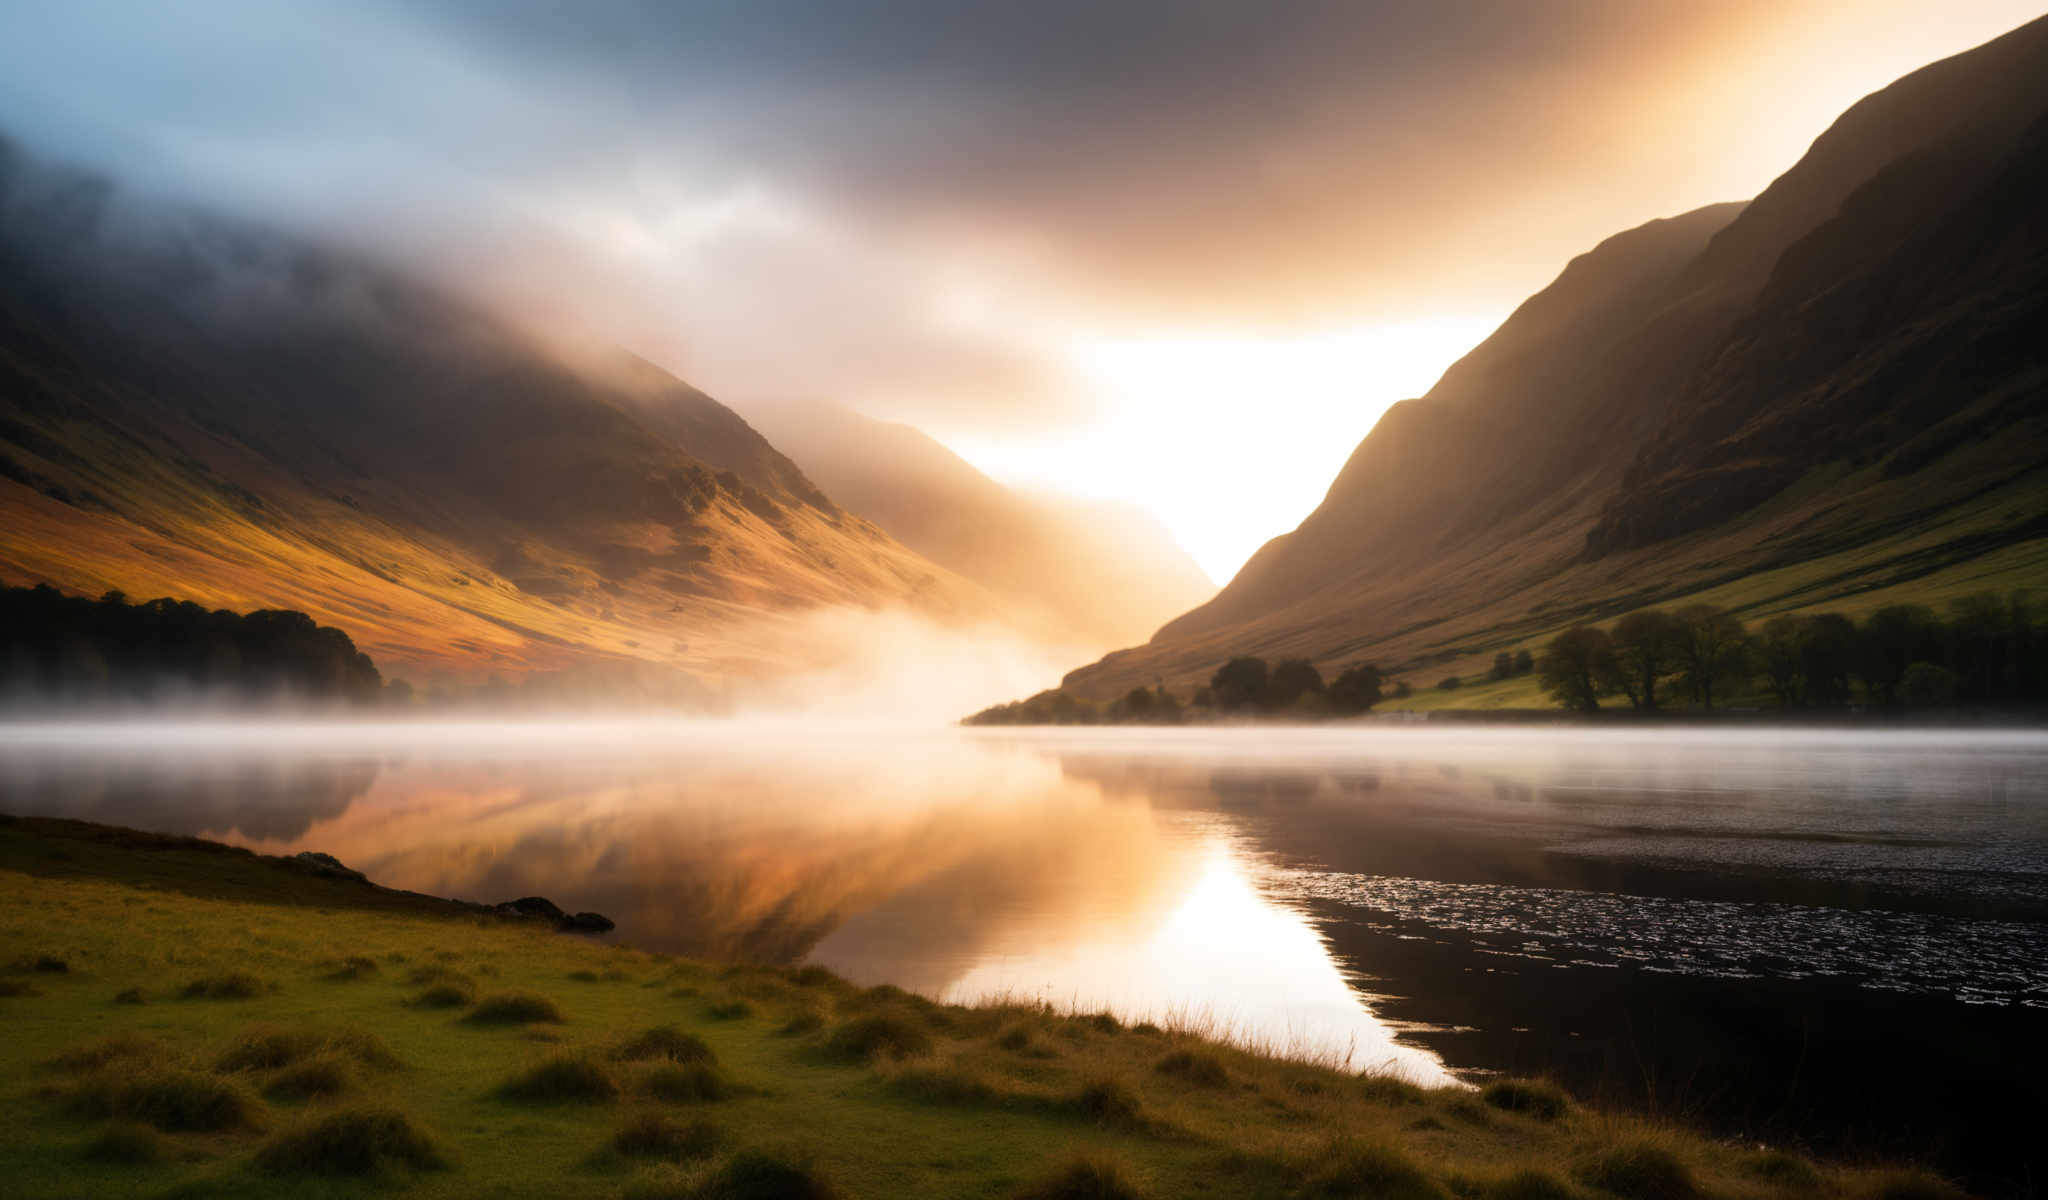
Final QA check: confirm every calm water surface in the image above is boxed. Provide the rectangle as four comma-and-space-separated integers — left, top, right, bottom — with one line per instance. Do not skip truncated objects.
3, 722, 2044, 1184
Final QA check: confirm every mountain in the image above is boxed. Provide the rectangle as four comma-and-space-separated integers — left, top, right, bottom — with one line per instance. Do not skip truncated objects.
1063, 15, 2048, 699
737, 398, 1214, 651
0, 135, 1002, 692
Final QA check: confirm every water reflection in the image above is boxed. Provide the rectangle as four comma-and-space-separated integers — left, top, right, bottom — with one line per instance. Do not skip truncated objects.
3, 720, 2046, 1169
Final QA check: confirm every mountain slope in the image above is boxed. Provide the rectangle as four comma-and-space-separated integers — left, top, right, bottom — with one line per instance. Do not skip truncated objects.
1064, 16, 2048, 699
0, 135, 1001, 690
738, 398, 1214, 651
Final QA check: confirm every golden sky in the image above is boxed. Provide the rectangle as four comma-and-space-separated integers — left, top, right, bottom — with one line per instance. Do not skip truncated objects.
2, 1, 2042, 580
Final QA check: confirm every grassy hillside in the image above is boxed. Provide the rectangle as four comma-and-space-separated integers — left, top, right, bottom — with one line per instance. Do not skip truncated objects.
0, 818, 1949, 1200
1060, 18, 2048, 702
0, 132, 1006, 692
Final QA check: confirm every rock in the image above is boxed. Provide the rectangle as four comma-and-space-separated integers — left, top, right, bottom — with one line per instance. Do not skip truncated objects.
558, 912, 615, 935
291, 851, 366, 882
500, 896, 565, 921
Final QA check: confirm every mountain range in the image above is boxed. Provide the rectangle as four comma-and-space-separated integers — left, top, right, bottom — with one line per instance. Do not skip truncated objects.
1060, 14, 2048, 700
0, 136, 1204, 697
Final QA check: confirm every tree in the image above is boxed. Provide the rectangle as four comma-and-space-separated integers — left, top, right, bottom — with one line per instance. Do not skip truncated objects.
1513, 650, 1534, 675
1539, 625, 1613, 713
1603, 609, 1682, 710
1267, 659, 1324, 709
1390, 680, 1413, 700
1899, 662, 1960, 708
1327, 663, 1383, 714
1857, 605, 1944, 706
1489, 653, 1513, 681
1118, 685, 1158, 719
1209, 657, 1270, 711
1757, 616, 1804, 707
1798, 613, 1858, 707
1672, 604, 1749, 711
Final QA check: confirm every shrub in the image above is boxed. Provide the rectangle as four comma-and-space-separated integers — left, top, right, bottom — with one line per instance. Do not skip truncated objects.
73, 1069, 267, 1132
1013, 1150, 1148, 1200
613, 1110, 724, 1160
1575, 1143, 1695, 1200
1071, 1078, 1144, 1129
79, 1121, 174, 1165
181, 971, 266, 999
1301, 1140, 1445, 1200
255, 1105, 445, 1176
498, 1052, 619, 1103
568, 969, 601, 982
707, 999, 754, 1020
1437, 676, 1462, 691
641, 1062, 733, 1103
615, 1026, 716, 1065
1154, 1049, 1230, 1088
467, 992, 564, 1025
1481, 1079, 1568, 1121
263, 1053, 355, 1100
824, 1013, 932, 1061
792, 964, 840, 988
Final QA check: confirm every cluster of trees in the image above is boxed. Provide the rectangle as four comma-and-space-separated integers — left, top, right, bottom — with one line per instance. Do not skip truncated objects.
0, 583, 388, 707
1536, 593, 2046, 713
963, 655, 1415, 726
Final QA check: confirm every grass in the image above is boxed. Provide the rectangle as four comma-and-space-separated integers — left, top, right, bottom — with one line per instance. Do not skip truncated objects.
0, 816, 1942, 1199
1481, 1079, 1569, 1121
468, 991, 566, 1025
254, 1105, 446, 1177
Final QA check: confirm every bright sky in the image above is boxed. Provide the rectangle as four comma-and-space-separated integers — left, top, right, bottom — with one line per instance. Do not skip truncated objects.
2, 1, 2042, 582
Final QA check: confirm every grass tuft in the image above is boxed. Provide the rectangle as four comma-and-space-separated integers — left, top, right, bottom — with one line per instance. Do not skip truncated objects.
1575, 1143, 1695, 1200
1154, 1048, 1231, 1088
79, 1121, 175, 1166
1071, 1078, 1145, 1130
707, 999, 754, 1021
263, 1052, 356, 1100
688, 1147, 842, 1200
1013, 1150, 1148, 1200
1487, 1168, 1582, 1200
642, 1062, 734, 1103
1358, 1074, 1427, 1105
1744, 1151, 1821, 1190
0, 979, 41, 997
498, 1051, 619, 1104
886, 1064, 1003, 1106
326, 955, 380, 981
113, 987, 146, 1004
778, 1009, 826, 1036
412, 981, 477, 1008
254, 1105, 445, 1176
616, 1026, 717, 1065
1482, 1079, 1569, 1121
1301, 1139, 1446, 1200
48, 1032, 175, 1074
180, 971, 266, 999
613, 1111, 725, 1161
215, 1025, 400, 1073
824, 1013, 933, 1061
466, 991, 565, 1025
71, 1068, 267, 1133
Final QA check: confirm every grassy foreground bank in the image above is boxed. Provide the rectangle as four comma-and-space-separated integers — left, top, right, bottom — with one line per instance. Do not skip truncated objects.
0, 819, 1956, 1200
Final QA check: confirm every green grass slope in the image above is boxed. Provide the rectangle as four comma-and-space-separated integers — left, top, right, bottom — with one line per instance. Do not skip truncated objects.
0, 819, 1950, 1200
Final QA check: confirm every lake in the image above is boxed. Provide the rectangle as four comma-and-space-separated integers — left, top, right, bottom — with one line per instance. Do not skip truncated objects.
3, 721, 2044, 1187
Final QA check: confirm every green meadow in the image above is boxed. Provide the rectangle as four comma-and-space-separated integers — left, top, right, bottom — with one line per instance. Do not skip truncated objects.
0, 818, 1957, 1200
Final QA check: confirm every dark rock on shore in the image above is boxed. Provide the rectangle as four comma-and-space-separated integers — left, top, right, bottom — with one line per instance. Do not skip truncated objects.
559, 912, 615, 934
291, 851, 367, 882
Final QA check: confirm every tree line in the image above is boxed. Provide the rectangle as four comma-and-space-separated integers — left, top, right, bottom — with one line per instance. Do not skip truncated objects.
1, 583, 388, 707
1536, 593, 2045, 713
964, 655, 1412, 725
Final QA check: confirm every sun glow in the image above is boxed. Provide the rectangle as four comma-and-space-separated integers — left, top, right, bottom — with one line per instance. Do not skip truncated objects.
940, 314, 1502, 585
